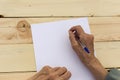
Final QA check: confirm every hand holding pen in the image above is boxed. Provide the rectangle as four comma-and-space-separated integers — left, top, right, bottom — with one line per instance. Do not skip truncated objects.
69, 25, 95, 65
69, 25, 108, 80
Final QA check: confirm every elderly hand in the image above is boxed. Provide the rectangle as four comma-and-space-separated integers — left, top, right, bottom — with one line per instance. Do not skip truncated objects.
28, 66, 71, 80
69, 25, 95, 65
69, 25, 107, 80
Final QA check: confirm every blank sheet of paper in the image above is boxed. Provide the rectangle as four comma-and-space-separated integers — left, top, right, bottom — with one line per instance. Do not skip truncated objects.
31, 18, 95, 80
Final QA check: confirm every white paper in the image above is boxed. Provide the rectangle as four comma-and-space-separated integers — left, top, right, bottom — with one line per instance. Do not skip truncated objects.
31, 18, 95, 80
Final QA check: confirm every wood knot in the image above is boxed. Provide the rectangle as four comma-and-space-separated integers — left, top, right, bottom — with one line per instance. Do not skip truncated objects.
16, 20, 30, 32
16, 20, 32, 39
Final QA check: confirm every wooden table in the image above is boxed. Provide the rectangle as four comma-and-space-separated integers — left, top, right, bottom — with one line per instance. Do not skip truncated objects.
0, 0, 120, 80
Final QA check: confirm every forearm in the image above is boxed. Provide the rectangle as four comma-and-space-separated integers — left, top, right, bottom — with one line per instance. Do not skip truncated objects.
85, 58, 108, 80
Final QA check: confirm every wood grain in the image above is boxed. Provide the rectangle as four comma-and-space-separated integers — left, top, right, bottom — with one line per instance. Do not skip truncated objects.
0, 42, 120, 80
95, 42, 120, 68
0, 72, 35, 80
0, 44, 36, 72
0, 42, 119, 72
0, 17, 120, 43
0, 0, 120, 17
89, 17, 120, 42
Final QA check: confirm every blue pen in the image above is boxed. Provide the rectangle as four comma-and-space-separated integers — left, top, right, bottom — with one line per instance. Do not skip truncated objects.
73, 30, 90, 53
78, 39, 90, 53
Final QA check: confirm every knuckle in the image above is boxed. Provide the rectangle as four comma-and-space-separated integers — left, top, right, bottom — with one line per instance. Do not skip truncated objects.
67, 71, 72, 77
43, 65, 50, 69
62, 67, 67, 71
43, 65, 49, 68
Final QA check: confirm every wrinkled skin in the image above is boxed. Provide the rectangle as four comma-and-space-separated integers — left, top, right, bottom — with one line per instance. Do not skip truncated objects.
28, 66, 71, 80
69, 25, 95, 65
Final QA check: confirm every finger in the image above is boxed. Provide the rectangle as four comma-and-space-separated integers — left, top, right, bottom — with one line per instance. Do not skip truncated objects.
50, 67, 61, 73
36, 66, 52, 76
33, 66, 53, 80
69, 25, 85, 35
69, 30, 85, 55
42, 65, 52, 70
41, 65, 53, 72
69, 30, 86, 61
60, 71, 71, 80
37, 75, 50, 80
54, 67, 67, 76
53, 67, 60, 71
69, 31, 78, 47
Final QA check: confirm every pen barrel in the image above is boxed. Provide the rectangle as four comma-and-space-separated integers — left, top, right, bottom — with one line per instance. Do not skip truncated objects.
84, 47, 90, 53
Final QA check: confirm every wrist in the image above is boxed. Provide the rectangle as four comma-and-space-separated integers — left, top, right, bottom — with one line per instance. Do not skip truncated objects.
85, 57, 108, 80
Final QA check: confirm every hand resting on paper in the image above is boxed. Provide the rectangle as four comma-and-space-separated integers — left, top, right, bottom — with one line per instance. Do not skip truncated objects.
28, 66, 71, 80
69, 25, 108, 80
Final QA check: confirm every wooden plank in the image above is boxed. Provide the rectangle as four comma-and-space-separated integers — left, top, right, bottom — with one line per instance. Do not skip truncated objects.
0, 42, 120, 72
0, 17, 120, 43
0, 44, 36, 72
95, 42, 120, 68
0, 72, 36, 80
0, 0, 120, 17
89, 17, 120, 42
0, 17, 120, 72
0, 42, 120, 79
